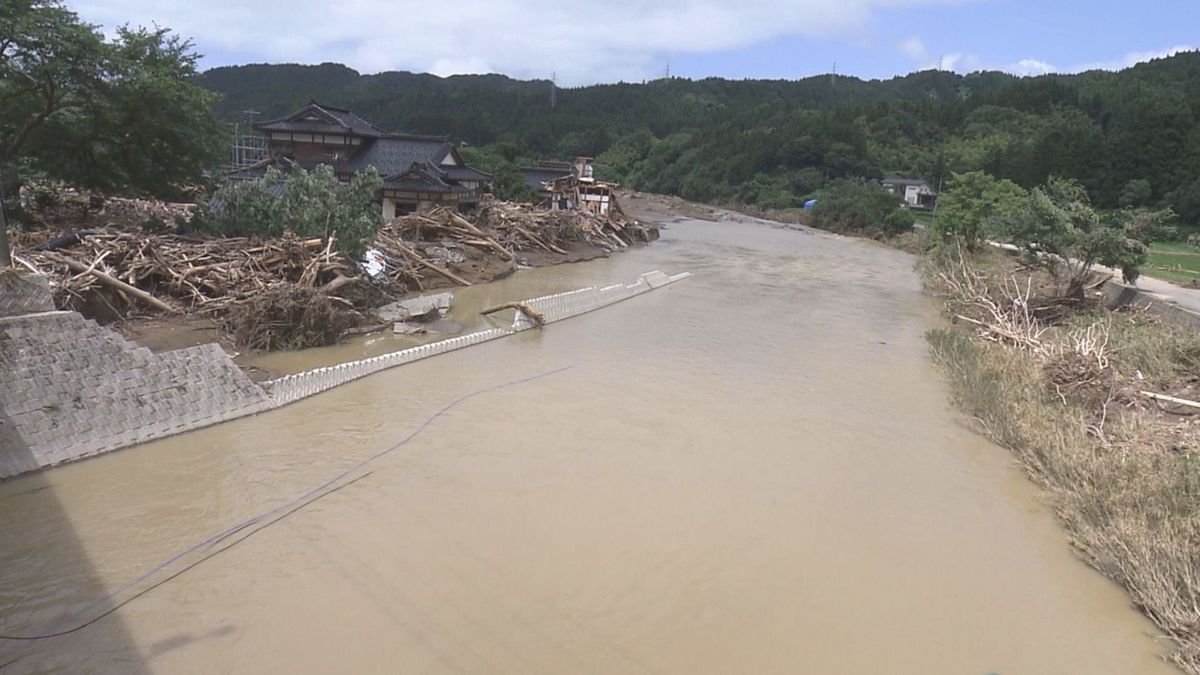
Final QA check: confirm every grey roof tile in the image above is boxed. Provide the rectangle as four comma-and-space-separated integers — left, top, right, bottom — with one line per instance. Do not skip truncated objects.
349, 136, 454, 176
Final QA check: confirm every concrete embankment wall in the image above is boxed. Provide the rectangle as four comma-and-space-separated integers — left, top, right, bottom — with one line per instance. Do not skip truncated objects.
0, 271, 689, 479
0, 311, 273, 478
1101, 280, 1200, 328
0, 273, 55, 318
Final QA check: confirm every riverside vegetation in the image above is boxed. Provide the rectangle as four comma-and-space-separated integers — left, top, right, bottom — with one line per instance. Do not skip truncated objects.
916, 175, 1200, 671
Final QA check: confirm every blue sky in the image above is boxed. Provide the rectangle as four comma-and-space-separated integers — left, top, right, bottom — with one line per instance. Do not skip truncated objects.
71, 0, 1198, 85
671, 0, 1200, 80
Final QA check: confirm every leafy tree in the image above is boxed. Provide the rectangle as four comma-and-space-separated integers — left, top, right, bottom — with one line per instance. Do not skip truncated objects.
490, 162, 538, 203
932, 171, 1027, 249
194, 166, 383, 257
459, 146, 538, 203
1167, 178, 1200, 234
1119, 178, 1153, 208
1009, 177, 1152, 290
882, 208, 915, 236
809, 179, 902, 236
594, 129, 654, 182
0, 1, 226, 203
1122, 206, 1177, 242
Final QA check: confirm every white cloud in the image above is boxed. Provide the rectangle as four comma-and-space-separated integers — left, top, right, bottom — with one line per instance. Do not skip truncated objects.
900, 37, 928, 60
898, 38, 983, 73
70, 0, 968, 85
1007, 58, 1056, 76
430, 57, 494, 78
1073, 44, 1195, 72
1004, 45, 1195, 77
940, 52, 966, 71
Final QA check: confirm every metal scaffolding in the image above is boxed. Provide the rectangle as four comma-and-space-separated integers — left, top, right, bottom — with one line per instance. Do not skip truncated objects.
229, 110, 267, 170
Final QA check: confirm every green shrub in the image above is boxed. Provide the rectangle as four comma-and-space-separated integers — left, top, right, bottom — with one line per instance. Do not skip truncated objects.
809, 179, 899, 235
194, 165, 383, 257
931, 171, 1027, 249
1008, 177, 1157, 288
881, 208, 915, 236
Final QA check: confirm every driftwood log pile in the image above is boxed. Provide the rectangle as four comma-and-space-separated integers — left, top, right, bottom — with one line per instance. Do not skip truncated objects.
20, 182, 197, 230
9, 200, 658, 350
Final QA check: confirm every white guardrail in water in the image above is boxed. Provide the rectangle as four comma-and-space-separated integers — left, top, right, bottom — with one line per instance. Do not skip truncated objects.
263, 270, 692, 407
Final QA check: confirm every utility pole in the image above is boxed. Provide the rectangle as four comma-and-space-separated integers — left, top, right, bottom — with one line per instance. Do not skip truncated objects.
930, 174, 944, 234
0, 192, 10, 268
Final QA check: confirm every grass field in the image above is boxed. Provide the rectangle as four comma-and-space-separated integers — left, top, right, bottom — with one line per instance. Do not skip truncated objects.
1145, 242, 1200, 284
910, 210, 936, 228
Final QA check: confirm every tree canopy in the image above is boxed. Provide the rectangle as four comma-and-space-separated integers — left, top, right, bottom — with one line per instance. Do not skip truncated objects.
0, 0, 226, 202
193, 166, 383, 257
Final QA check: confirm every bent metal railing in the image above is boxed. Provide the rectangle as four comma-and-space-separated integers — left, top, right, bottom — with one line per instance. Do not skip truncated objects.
262, 270, 692, 407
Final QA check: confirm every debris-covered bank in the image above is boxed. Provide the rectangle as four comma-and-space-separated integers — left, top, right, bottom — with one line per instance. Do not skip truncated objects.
11, 195, 658, 352
923, 246, 1200, 672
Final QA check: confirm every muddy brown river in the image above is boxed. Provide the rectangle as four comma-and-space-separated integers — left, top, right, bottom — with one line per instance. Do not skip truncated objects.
0, 214, 1180, 673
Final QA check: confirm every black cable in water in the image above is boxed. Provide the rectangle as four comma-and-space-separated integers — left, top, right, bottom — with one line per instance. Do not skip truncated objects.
0, 471, 373, 644
0, 366, 572, 649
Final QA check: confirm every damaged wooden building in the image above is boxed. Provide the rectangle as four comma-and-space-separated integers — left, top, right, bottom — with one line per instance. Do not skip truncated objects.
520, 157, 620, 217
231, 101, 492, 217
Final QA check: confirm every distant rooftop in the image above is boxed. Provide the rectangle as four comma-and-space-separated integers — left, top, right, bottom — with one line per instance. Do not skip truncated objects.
257, 101, 391, 138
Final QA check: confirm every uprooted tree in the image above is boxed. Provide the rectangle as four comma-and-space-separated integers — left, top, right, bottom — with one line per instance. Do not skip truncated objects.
0, 0, 226, 208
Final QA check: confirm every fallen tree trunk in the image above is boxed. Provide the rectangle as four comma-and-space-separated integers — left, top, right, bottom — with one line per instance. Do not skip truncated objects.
1140, 391, 1200, 411
450, 213, 514, 260
321, 274, 360, 293
46, 252, 177, 313
388, 239, 473, 287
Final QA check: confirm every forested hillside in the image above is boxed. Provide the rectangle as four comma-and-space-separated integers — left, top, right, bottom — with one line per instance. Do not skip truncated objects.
197, 53, 1200, 229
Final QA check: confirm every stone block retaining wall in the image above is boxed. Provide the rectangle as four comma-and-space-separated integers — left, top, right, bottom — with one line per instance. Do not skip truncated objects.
0, 273, 54, 318
0, 312, 272, 478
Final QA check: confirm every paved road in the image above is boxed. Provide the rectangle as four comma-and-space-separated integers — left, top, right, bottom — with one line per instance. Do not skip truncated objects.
1124, 271, 1200, 316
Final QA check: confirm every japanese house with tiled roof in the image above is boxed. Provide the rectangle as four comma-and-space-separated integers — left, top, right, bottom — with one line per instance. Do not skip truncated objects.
246, 101, 492, 217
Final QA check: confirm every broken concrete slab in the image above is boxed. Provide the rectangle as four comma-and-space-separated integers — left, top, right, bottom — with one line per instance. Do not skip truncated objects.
375, 292, 453, 323
424, 319, 463, 335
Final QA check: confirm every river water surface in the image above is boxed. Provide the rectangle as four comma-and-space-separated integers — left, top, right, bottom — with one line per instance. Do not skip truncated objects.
0, 215, 1180, 673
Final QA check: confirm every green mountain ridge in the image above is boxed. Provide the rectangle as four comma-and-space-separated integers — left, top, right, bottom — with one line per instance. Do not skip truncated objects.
196, 53, 1200, 226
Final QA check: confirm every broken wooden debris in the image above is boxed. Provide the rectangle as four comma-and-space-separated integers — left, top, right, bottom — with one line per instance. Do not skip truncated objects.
11, 197, 656, 350
1140, 391, 1200, 411
480, 301, 546, 328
